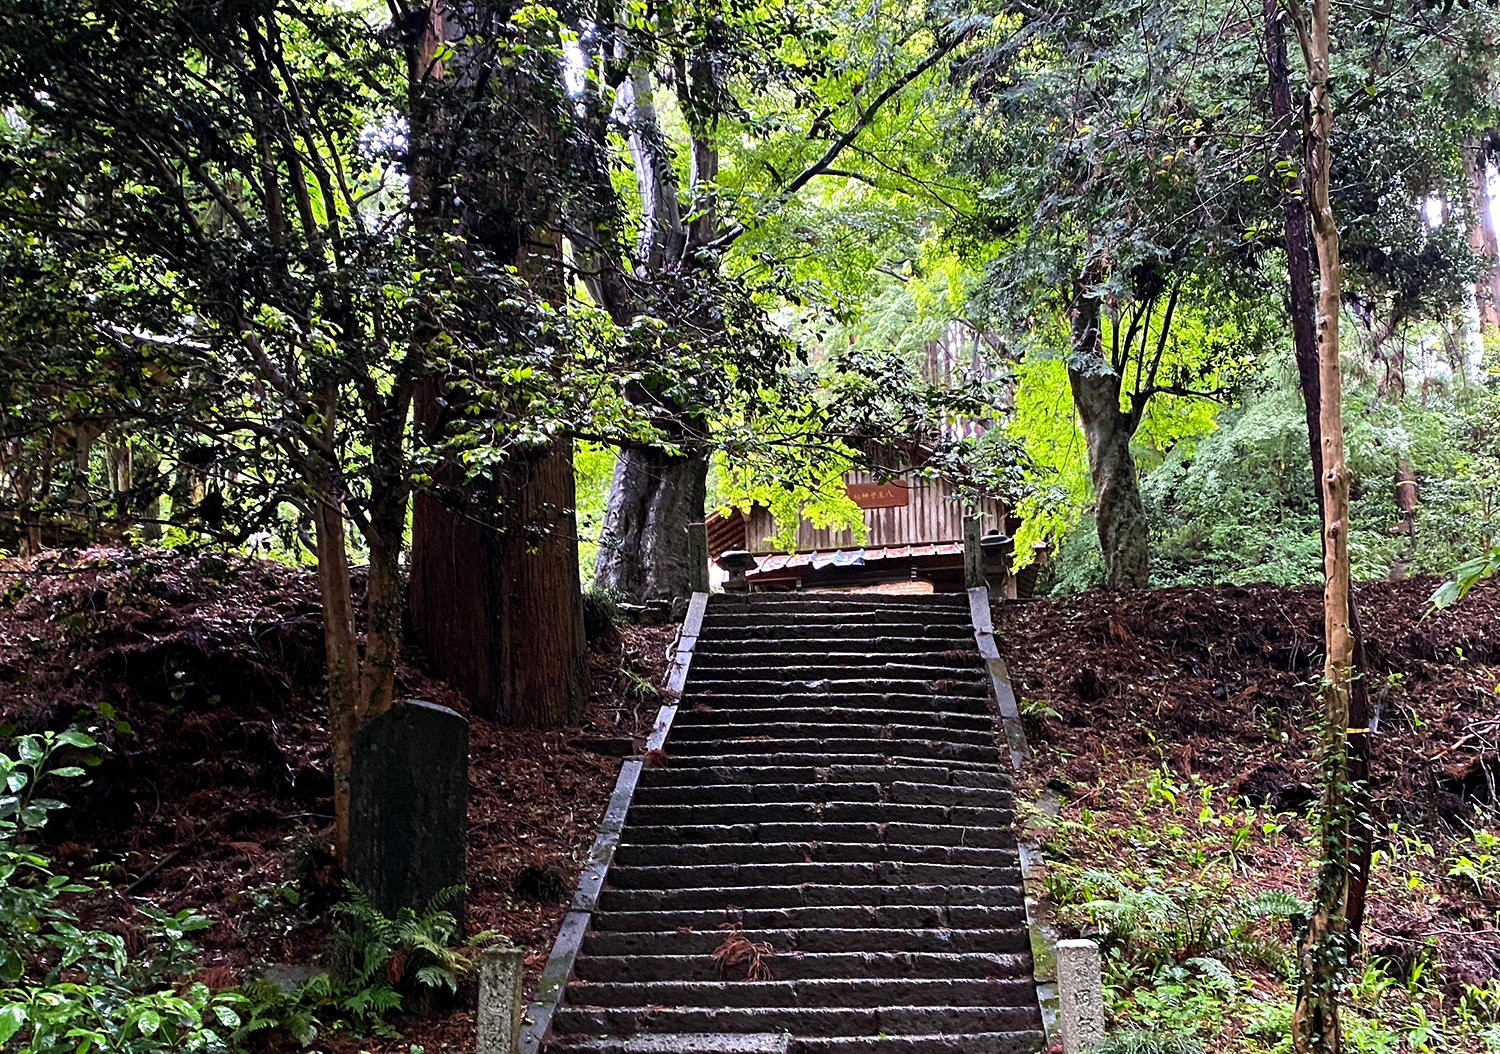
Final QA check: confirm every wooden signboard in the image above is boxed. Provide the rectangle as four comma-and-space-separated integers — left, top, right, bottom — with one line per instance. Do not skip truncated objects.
846, 480, 910, 510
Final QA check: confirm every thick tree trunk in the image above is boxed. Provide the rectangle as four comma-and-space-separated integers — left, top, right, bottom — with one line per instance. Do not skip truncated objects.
497, 440, 590, 727
1067, 295, 1150, 589
1468, 148, 1500, 331
405, 7, 589, 726
1291, 0, 1356, 1043
593, 447, 708, 601
1269, 0, 1373, 943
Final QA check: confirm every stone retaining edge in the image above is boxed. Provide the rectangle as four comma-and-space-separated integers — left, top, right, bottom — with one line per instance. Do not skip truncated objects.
966, 586, 1059, 1043
518, 592, 710, 1054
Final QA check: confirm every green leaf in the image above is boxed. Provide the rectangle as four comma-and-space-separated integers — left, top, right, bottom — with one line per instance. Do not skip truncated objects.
49, 766, 85, 778
137, 1010, 161, 1036
0, 1003, 25, 1044
54, 731, 97, 750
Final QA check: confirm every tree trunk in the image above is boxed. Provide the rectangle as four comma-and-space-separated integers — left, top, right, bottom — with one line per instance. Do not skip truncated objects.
312, 492, 360, 867
1291, 0, 1355, 1043
1393, 459, 1417, 539
405, 9, 589, 727
1269, 0, 1373, 943
497, 440, 590, 727
593, 446, 708, 601
1468, 148, 1500, 331
1067, 294, 1150, 589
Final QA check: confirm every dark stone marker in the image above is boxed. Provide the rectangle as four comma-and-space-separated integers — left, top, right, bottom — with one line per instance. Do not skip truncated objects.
348, 699, 469, 928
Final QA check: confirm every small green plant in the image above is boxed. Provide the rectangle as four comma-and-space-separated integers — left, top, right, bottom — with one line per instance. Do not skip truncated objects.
1446, 828, 1500, 898
235, 884, 497, 1045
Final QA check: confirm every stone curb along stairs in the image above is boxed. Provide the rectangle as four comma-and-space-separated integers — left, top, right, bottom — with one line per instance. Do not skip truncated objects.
519, 589, 1047, 1054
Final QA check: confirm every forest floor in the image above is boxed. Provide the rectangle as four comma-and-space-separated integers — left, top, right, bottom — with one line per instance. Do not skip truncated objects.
997, 575, 1500, 1051
0, 547, 673, 1054
5, 550, 1498, 1053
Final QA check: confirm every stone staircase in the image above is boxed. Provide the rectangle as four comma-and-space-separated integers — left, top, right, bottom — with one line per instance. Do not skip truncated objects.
538, 591, 1045, 1054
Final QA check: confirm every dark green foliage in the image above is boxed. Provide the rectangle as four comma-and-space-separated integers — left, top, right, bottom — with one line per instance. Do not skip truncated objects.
232, 883, 487, 1044
582, 585, 625, 642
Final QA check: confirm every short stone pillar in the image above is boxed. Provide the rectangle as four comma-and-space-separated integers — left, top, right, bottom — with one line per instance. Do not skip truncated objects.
686, 522, 710, 594
718, 550, 757, 593
962, 515, 986, 589
1057, 938, 1105, 1054
476, 945, 525, 1054
348, 700, 469, 928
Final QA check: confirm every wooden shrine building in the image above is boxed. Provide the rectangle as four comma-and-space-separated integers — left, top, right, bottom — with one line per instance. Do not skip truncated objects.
706, 465, 1012, 593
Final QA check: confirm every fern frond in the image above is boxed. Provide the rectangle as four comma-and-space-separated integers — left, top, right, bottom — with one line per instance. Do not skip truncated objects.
1238, 889, 1309, 919
415, 964, 459, 993
1185, 955, 1236, 992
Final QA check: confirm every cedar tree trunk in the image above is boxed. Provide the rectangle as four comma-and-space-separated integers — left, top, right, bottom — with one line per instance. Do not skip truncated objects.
497, 440, 590, 727
1469, 148, 1500, 331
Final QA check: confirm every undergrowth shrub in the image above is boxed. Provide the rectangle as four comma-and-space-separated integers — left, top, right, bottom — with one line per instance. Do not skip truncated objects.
236, 883, 496, 1045
0, 729, 244, 1054
0, 729, 498, 1052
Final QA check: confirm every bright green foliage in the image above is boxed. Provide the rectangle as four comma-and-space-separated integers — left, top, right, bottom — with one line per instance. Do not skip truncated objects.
1033, 352, 1500, 590
575, 442, 621, 581
0, 731, 243, 1054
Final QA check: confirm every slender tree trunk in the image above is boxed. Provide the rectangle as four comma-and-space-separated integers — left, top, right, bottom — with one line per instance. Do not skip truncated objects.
312, 491, 360, 867
1067, 294, 1150, 589
1291, 0, 1355, 1044
1269, 0, 1373, 943
594, 447, 708, 601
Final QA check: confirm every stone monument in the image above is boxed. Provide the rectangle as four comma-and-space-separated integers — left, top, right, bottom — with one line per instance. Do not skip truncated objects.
348, 699, 469, 928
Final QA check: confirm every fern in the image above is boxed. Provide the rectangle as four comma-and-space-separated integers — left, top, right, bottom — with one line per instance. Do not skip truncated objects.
1238, 889, 1310, 920
1185, 955, 1236, 993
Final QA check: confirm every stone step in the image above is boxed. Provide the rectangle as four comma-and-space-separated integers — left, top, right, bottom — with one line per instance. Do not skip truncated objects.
710, 594, 971, 612
657, 751, 1006, 771
587, 903, 1028, 933
631, 782, 1012, 810
689, 651, 981, 671
695, 621, 974, 640
596, 883, 1024, 913
695, 637, 978, 657
676, 692, 994, 715
673, 708, 995, 733
620, 822, 1017, 850
665, 722, 997, 747
638, 766, 1011, 791
564, 977, 1037, 1009
573, 951, 1032, 983
624, 801, 1014, 828
612, 841, 1019, 868
544, 1032, 1046, 1054
790, 1033, 1045, 1054
686, 676, 989, 697
549, 1005, 1042, 1038
703, 605, 971, 622
633, 783, 885, 806
581, 926, 1032, 957
605, 860, 1023, 890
